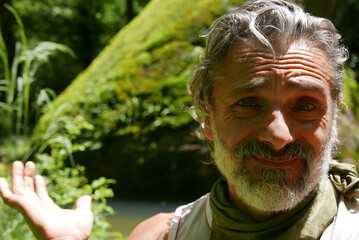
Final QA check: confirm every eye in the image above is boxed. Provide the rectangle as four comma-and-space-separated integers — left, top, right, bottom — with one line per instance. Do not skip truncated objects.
237, 98, 258, 107
295, 102, 315, 111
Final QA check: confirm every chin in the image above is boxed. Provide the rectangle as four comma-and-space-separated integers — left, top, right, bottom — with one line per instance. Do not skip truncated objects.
229, 165, 322, 212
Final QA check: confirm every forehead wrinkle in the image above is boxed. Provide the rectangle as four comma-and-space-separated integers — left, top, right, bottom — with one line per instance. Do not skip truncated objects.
276, 61, 332, 83
282, 48, 330, 62
279, 51, 332, 69
278, 53, 329, 67
240, 59, 330, 83
233, 52, 331, 83
232, 43, 331, 69
237, 61, 328, 89
276, 63, 331, 82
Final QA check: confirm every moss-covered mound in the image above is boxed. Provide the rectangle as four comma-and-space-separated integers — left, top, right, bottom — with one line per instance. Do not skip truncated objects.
34, 0, 359, 199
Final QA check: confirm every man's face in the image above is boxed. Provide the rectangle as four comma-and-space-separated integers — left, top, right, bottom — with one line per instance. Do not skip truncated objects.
203, 42, 337, 212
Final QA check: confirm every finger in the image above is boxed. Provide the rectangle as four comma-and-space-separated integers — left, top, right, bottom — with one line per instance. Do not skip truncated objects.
12, 161, 25, 194
24, 161, 36, 191
35, 175, 56, 205
75, 195, 92, 211
0, 177, 17, 205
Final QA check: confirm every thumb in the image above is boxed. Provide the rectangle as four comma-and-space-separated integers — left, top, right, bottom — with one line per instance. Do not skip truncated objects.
75, 195, 92, 211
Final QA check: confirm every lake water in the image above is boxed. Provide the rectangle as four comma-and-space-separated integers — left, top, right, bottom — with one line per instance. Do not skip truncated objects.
107, 199, 186, 236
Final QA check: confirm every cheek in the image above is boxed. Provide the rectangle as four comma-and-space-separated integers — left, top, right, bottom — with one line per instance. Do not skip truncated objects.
216, 117, 260, 149
294, 115, 333, 156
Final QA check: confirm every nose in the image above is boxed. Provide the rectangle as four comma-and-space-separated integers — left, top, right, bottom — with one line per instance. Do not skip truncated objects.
258, 109, 294, 150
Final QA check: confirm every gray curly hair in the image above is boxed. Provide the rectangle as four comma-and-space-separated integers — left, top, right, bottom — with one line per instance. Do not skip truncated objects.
188, 0, 348, 146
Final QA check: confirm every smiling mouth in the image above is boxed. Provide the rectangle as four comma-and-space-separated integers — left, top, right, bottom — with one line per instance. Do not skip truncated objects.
252, 154, 299, 167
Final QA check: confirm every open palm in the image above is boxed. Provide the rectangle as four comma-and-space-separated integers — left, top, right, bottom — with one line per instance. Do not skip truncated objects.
0, 161, 93, 240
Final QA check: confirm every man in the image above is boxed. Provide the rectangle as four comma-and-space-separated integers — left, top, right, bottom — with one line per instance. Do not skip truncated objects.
0, 0, 359, 239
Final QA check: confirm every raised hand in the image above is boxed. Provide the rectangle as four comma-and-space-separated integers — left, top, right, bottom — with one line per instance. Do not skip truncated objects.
0, 161, 94, 240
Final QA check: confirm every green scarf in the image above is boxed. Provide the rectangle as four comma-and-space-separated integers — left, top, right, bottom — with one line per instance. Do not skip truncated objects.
329, 160, 359, 199
209, 161, 359, 240
209, 178, 337, 240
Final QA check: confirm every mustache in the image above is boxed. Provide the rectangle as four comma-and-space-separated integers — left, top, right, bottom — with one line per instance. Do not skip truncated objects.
235, 140, 314, 161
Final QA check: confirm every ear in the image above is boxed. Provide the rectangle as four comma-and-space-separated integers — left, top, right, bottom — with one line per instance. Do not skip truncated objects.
203, 115, 214, 141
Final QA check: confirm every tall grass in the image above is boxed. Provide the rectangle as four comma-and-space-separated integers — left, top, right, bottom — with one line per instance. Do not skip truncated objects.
0, 4, 75, 137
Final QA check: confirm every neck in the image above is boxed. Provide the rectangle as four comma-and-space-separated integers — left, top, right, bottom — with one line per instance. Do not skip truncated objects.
227, 182, 281, 221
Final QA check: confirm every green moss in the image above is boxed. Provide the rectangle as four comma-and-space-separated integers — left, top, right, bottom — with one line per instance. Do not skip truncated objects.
34, 0, 242, 142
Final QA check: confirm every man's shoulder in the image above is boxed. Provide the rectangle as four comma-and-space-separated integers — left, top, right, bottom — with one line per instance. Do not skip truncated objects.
335, 195, 359, 225
127, 212, 174, 240
321, 195, 359, 239
128, 194, 211, 240
167, 193, 212, 240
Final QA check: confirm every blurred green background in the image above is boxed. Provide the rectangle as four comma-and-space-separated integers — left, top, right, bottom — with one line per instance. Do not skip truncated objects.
0, 0, 359, 238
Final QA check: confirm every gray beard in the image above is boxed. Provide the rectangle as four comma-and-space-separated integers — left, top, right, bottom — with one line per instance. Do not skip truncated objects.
212, 126, 333, 213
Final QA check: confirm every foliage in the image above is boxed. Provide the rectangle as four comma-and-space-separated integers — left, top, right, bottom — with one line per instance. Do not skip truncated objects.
343, 69, 359, 120
0, 6, 124, 240
336, 69, 359, 167
0, 104, 125, 239
0, 4, 75, 137
0, 156, 124, 240
2, 0, 150, 95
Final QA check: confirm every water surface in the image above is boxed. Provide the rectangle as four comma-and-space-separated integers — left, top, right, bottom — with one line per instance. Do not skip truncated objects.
107, 199, 185, 236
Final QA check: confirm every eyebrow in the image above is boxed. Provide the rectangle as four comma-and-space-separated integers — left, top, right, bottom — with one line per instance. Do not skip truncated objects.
285, 79, 327, 94
225, 77, 271, 97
